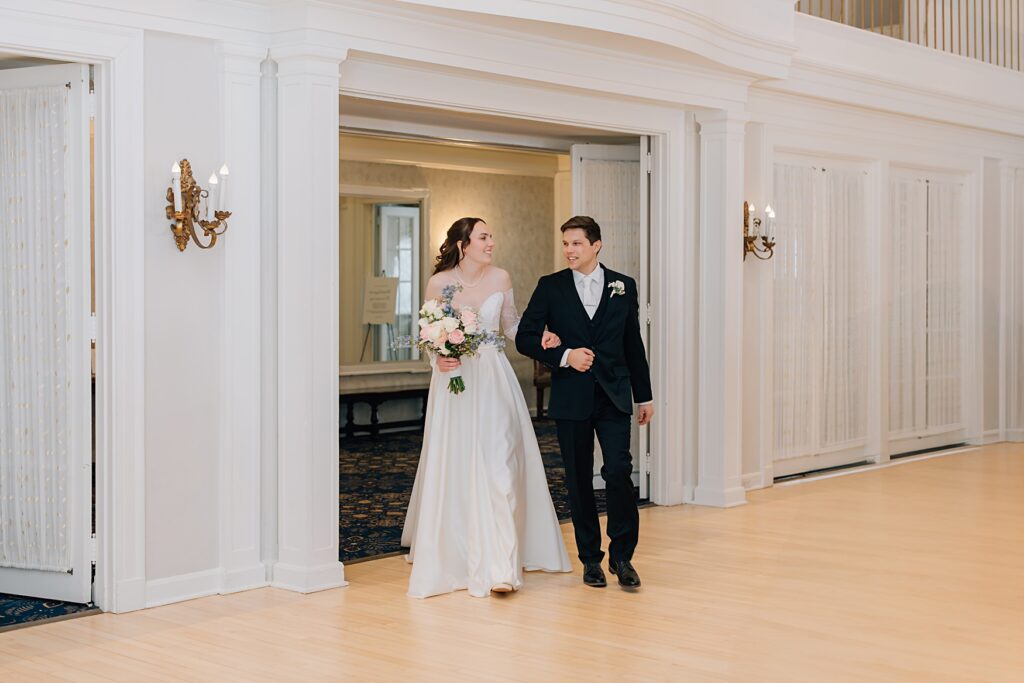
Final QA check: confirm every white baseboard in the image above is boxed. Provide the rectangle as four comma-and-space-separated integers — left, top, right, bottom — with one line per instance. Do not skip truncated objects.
271, 561, 347, 594
776, 444, 980, 488
111, 577, 147, 613
1006, 429, 1024, 442
145, 568, 222, 609
982, 429, 1004, 445
742, 471, 770, 491
221, 563, 269, 594
692, 484, 747, 508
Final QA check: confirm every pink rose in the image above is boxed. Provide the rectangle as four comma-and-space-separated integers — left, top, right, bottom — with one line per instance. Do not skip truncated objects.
420, 328, 432, 341
448, 329, 466, 344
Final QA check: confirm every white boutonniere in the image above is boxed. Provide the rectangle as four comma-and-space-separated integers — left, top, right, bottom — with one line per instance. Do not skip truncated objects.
609, 280, 626, 298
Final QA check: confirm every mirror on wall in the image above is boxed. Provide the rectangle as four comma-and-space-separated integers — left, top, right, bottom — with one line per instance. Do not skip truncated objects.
339, 188, 429, 370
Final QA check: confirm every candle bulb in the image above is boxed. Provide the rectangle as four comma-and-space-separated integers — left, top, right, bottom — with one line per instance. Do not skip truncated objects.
765, 205, 776, 241
171, 161, 182, 213
208, 173, 220, 214
218, 164, 229, 213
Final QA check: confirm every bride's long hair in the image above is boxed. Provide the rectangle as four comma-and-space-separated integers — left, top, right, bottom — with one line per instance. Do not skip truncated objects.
433, 217, 484, 275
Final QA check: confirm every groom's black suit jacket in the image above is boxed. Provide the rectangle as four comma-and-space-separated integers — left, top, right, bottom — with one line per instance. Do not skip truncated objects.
516, 266, 652, 421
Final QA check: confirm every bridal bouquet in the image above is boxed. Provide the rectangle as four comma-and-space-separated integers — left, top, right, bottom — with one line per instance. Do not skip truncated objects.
394, 284, 504, 394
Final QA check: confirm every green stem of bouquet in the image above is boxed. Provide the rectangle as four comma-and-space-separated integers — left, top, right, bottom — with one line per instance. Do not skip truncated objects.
448, 376, 466, 394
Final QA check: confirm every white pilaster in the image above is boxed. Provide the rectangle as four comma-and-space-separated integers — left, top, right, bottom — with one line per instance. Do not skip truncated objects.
270, 43, 348, 592
219, 42, 268, 594
692, 110, 748, 508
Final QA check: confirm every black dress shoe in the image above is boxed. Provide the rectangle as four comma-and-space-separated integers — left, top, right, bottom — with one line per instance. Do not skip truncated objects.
609, 560, 641, 588
582, 562, 607, 587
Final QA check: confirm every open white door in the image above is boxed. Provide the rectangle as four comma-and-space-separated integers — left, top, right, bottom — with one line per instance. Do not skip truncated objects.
0, 64, 93, 603
571, 141, 651, 499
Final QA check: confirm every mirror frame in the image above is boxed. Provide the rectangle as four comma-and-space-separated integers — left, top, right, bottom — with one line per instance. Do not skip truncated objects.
339, 184, 432, 377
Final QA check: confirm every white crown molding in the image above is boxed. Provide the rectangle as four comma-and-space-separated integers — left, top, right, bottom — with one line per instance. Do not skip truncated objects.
762, 14, 1024, 138
379, 0, 796, 78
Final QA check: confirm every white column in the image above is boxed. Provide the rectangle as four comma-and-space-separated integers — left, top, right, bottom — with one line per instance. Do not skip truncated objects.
219, 43, 267, 593
692, 110, 747, 508
270, 44, 348, 592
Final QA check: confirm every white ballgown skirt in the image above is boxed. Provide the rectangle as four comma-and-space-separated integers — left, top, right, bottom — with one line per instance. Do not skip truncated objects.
402, 345, 572, 598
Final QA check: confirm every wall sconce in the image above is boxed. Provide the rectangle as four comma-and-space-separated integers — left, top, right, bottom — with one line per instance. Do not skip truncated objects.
165, 159, 231, 252
743, 201, 775, 261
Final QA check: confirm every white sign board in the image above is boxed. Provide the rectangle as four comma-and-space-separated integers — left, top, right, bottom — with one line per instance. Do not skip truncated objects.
361, 276, 399, 325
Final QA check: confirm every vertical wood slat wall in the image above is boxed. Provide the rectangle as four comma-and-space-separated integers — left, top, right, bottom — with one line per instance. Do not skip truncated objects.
798, 0, 1023, 72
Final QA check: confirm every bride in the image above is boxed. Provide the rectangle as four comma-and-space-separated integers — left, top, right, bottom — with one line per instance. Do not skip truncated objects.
402, 217, 572, 598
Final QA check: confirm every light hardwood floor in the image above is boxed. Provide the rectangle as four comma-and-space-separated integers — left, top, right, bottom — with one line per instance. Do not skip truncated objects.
2, 444, 1022, 682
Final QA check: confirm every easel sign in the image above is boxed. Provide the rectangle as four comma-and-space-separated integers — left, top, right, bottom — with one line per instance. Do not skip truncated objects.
362, 277, 399, 325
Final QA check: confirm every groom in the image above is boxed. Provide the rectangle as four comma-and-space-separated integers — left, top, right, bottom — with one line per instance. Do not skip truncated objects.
516, 216, 654, 589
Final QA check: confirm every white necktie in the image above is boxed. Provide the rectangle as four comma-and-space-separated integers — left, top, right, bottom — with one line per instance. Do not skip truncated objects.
582, 275, 598, 317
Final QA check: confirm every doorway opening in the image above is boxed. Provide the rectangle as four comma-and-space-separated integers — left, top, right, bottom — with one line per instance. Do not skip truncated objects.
0, 56, 100, 630
337, 97, 655, 563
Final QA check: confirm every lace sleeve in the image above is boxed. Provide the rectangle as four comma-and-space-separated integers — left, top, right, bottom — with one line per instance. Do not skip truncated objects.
500, 288, 521, 340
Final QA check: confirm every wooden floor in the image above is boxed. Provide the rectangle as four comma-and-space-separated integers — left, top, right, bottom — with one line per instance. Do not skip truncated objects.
2, 444, 1022, 682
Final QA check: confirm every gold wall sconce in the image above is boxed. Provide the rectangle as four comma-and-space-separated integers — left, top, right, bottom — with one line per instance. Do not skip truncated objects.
166, 158, 231, 251
743, 201, 775, 261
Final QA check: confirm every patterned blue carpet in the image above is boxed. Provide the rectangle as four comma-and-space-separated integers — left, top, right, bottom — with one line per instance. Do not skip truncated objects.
0, 593, 98, 633
339, 418, 644, 562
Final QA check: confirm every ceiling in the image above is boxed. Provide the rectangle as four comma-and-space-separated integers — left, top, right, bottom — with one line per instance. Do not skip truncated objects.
340, 95, 638, 153
0, 53, 67, 70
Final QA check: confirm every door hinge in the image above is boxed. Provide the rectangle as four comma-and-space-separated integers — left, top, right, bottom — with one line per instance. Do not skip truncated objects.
646, 302, 652, 326
644, 451, 652, 475
89, 313, 97, 342
642, 150, 652, 175
89, 534, 97, 565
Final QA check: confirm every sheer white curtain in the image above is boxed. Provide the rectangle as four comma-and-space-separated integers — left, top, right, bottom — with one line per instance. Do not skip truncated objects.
820, 168, 869, 449
1014, 169, 1024, 430
772, 164, 819, 461
889, 176, 928, 435
888, 174, 964, 440
0, 85, 72, 572
773, 162, 868, 466
925, 180, 963, 431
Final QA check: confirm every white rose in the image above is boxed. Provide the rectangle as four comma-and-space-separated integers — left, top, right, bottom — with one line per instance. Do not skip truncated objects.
424, 322, 444, 343
421, 299, 441, 317
441, 316, 460, 333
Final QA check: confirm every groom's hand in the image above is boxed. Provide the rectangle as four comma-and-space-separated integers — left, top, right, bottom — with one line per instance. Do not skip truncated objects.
567, 348, 595, 372
637, 404, 654, 426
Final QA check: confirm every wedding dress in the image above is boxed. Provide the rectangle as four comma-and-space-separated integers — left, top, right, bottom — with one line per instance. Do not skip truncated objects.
402, 271, 571, 598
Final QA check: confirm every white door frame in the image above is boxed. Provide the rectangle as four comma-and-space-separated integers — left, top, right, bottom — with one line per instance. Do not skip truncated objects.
333, 57, 696, 508
0, 18, 147, 613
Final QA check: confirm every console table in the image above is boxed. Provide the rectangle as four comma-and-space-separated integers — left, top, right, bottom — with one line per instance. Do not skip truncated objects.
339, 363, 432, 439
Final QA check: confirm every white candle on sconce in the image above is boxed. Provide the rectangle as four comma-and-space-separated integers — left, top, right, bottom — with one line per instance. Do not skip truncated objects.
208, 172, 220, 214
218, 164, 229, 212
171, 161, 182, 213
765, 205, 776, 241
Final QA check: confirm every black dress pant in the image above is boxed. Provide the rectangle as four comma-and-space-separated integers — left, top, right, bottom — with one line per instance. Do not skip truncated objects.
555, 383, 639, 564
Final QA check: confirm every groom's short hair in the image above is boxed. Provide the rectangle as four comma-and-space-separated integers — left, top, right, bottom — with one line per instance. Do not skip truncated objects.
560, 215, 602, 245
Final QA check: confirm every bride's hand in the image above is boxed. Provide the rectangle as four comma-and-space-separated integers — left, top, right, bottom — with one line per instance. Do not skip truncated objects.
436, 357, 461, 373
541, 331, 562, 349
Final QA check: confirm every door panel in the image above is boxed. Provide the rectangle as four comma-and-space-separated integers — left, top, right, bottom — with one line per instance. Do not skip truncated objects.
0, 64, 92, 603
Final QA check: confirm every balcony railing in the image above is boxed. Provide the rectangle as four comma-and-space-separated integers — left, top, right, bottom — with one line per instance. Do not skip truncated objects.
797, 0, 1023, 72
